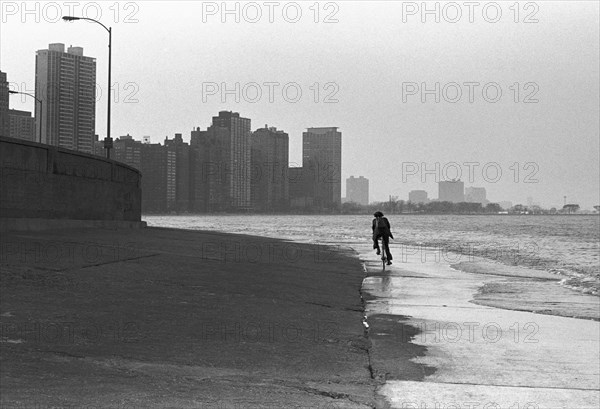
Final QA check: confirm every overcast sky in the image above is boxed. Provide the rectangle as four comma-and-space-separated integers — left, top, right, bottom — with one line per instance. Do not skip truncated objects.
1, 1, 598, 208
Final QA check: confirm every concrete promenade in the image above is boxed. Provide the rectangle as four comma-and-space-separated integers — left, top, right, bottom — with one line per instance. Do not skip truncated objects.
361, 246, 600, 409
0, 227, 383, 408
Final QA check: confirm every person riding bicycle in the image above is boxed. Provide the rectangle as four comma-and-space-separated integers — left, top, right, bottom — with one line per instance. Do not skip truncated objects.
372, 211, 393, 265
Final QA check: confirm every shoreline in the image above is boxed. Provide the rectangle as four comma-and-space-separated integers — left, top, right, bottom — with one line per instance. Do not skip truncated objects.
1, 226, 381, 408
143, 215, 600, 298
143, 220, 598, 322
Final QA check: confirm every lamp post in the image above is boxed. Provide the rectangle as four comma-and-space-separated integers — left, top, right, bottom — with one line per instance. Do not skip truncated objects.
62, 15, 113, 159
9, 90, 43, 143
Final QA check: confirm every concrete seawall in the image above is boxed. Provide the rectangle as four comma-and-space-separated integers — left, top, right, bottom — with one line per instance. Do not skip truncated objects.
0, 136, 143, 230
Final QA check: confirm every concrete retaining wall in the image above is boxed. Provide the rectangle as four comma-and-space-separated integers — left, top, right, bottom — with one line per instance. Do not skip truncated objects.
1, 136, 142, 224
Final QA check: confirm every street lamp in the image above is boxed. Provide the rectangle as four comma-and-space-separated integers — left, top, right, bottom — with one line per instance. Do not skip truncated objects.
9, 90, 43, 143
62, 15, 113, 159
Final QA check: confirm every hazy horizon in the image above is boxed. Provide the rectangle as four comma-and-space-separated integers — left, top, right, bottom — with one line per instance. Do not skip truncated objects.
2, 1, 599, 208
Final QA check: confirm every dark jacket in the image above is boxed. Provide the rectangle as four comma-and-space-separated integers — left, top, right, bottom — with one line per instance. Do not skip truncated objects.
372, 217, 394, 239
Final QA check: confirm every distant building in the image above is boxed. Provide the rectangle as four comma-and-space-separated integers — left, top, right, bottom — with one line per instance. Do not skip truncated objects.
465, 187, 487, 205
141, 142, 177, 213
438, 180, 464, 203
409, 190, 429, 204
112, 134, 142, 170
189, 112, 251, 212
8, 109, 35, 141
92, 134, 104, 157
0, 71, 9, 138
346, 176, 369, 205
289, 166, 315, 209
190, 125, 233, 212
251, 125, 289, 212
302, 127, 342, 211
97, 133, 187, 213
213, 111, 252, 211
165, 133, 191, 212
35, 43, 96, 152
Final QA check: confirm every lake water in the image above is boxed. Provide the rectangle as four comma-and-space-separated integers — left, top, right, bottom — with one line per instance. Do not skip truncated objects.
144, 214, 599, 297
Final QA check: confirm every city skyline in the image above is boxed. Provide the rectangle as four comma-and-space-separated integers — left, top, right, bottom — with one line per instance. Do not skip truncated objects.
91, 122, 538, 211
2, 1, 599, 209
0, 65, 587, 210
86, 109, 344, 213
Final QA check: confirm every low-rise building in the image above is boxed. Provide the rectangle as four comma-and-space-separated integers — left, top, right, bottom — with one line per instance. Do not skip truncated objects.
9, 109, 35, 142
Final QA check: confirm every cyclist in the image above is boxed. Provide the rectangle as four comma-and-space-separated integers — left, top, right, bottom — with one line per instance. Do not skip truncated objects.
372, 211, 393, 265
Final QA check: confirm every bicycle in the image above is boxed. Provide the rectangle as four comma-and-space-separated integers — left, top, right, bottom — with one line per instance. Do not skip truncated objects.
378, 236, 387, 271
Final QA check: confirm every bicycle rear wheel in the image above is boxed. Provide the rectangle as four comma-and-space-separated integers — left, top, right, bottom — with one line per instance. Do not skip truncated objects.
380, 239, 386, 271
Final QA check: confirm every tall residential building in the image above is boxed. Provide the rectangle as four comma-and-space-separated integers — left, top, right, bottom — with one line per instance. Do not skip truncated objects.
212, 111, 252, 211
438, 180, 465, 203
190, 126, 229, 212
289, 166, 315, 210
0, 71, 9, 138
465, 187, 487, 205
251, 125, 289, 212
165, 133, 191, 212
141, 142, 177, 213
189, 111, 251, 212
8, 110, 35, 141
409, 190, 429, 204
346, 176, 369, 205
302, 127, 342, 210
35, 43, 96, 152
